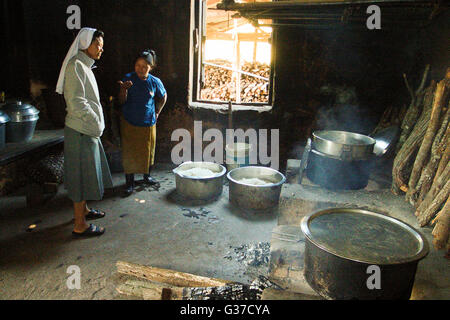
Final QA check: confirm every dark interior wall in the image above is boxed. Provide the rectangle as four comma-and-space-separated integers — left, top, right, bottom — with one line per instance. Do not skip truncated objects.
1, 1, 449, 166
273, 9, 450, 159
9, 0, 193, 162
274, 26, 419, 151
0, 0, 32, 98
8, 0, 189, 94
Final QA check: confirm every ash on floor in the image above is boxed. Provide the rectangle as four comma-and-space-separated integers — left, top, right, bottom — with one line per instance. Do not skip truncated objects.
181, 207, 220, 223
224, 242, 271, 267
185, 275, 282, 300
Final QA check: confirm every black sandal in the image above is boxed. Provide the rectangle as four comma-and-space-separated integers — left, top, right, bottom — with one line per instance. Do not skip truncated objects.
143, 175, 159, 186
85, 209, 106, 220
72, 224, 105, 238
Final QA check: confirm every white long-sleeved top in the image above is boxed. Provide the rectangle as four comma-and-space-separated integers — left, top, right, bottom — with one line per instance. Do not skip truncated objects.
63, 51, 105, 138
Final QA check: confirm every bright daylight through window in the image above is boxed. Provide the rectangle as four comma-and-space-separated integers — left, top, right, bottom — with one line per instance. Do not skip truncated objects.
192, 0, 273, 106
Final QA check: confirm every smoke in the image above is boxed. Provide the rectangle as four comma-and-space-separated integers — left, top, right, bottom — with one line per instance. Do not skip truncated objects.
316, 84, 375, 134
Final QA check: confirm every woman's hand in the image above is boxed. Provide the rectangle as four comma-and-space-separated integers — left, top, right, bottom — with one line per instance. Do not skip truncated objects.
118, 81, 133, 105
118, 80, 133, 90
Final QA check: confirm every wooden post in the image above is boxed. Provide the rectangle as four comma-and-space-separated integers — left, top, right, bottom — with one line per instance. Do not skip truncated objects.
253, 30, 258, 63
233, 18, 241, 104
228, 101, 233, 130
236, 37, 241, 104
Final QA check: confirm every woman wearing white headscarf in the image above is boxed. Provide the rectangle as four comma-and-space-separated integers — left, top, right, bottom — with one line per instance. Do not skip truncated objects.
57, 27, 113, 237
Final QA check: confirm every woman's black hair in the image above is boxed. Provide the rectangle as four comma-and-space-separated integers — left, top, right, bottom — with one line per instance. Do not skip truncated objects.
137, 49, 157, 68
91, 30, 104, 44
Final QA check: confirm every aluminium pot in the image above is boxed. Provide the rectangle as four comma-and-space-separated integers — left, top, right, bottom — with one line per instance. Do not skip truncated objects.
1, 101, 40, 143
227, 166, 286, 210
312, 130, 376, 161
173, 161, 226, 200
306, 148, 373, 190
0, 110, 10, 149
304, 126, 400, 190
301, 208, 429, 300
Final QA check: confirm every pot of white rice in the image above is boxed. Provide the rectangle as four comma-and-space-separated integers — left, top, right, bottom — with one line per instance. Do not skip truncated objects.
173, 161, 226, 200
227, 166, 286, 210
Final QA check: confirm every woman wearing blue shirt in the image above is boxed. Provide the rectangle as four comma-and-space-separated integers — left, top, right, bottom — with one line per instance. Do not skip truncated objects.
118, 49, 167, 196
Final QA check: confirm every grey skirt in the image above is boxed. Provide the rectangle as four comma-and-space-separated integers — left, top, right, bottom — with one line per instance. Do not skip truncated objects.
64, 126, 113, 203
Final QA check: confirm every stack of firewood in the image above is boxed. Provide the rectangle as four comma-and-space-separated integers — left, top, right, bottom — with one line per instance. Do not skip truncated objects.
240, 62, 270, 103
391, 65, 450, 253
201, 59, 269, 103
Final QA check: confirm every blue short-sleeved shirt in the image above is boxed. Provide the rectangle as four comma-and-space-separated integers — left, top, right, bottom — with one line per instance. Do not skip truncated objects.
121, 72, 166, 127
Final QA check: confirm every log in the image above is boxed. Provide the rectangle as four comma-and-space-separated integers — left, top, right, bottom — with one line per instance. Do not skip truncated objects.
416, 163, 450, 217
416, 115, 449, 207
396, 65, 430, 153
431, 198, 450, 250
432, 134, 450, 189
417, 178, 450, 227
406, 79, 448, 204
392, 82, 436, 194
116, 261, 231, 288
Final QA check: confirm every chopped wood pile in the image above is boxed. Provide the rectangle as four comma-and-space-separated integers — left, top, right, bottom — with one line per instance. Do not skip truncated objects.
391, 66, 450, 253
200, 59, 270, 103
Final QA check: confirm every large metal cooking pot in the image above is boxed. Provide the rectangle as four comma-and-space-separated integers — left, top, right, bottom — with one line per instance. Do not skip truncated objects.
173, 161, 226, 200
306, 148, 373, 190
301, 208, 429, 300
313, 130, 376, 161
1, 101, 40, 143
227, 166, 286, 210
0, 110, 10, 149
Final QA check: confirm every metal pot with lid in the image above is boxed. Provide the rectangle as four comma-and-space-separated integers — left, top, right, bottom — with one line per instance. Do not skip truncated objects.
0, 110, 10, 149
1, 101, 40, 143
301, 207, 429, 300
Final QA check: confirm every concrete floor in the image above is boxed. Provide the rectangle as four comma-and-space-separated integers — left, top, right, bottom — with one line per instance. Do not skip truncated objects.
0, 162, 448, 300
0, 163, 277, 299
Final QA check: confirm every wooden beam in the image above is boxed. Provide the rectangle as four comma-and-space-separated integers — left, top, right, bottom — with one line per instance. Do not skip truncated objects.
116, 261, 231, 288
206, 31, 270, 41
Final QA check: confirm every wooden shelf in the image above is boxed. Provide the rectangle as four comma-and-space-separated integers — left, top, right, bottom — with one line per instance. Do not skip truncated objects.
0, 129, 64, 166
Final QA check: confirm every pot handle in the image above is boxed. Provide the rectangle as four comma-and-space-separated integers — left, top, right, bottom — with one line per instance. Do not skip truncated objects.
370, 126, 400, 157
298, 138, 312, 185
